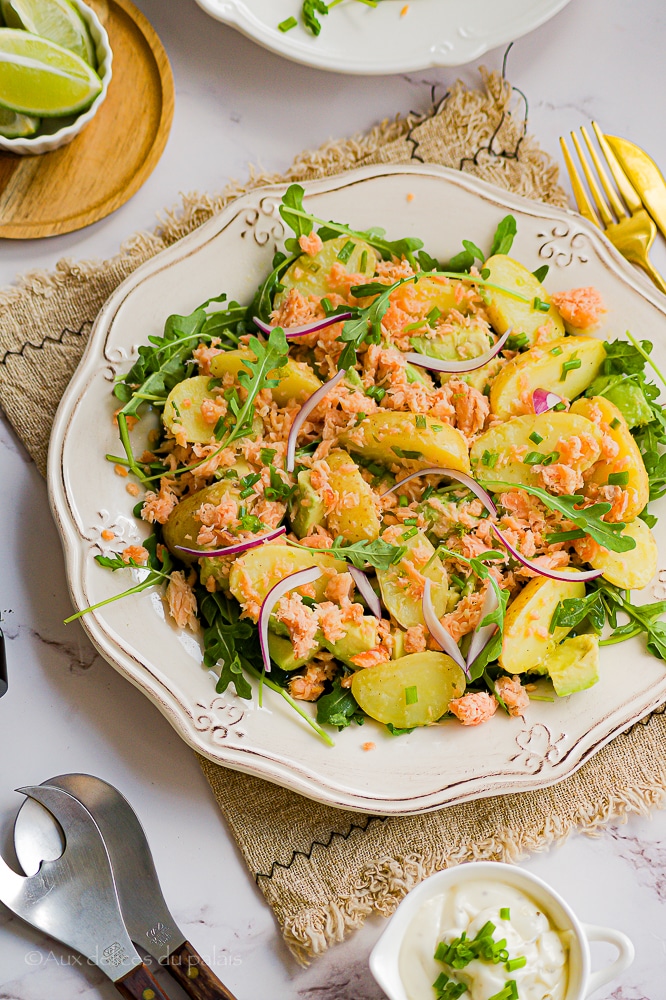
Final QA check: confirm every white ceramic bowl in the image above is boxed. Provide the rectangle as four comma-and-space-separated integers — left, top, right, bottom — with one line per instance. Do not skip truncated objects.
369, 862, 634, 1000
0, 0, 113, 156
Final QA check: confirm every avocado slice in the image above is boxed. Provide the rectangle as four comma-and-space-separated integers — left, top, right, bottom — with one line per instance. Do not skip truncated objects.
289, 470, 325, 538
545, 634, 600, 697
321, 617, 378, 667
268, 632, 320, 672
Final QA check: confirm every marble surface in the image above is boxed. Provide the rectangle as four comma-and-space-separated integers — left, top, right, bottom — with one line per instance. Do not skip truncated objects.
1, 0, 666, 996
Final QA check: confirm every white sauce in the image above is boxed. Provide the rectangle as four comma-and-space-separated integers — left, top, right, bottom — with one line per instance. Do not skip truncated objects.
399, 880, 569, 1000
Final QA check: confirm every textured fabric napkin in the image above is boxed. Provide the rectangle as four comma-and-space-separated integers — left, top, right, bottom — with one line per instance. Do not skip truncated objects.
2, 71, 666, 964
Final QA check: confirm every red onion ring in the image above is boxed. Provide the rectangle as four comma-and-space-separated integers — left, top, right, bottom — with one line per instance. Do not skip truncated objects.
465, 582, 499, 670
286, 368, 346, 472
253, 312, 353, 339
491, 524, 602, 582
348, 566, 382, 619
259, 566, 322, 674
403, 327, 512, 374
382, 467, 498, 517
532, 388, 565, 414
176, 525, 286, 559
422, 579, 468, 676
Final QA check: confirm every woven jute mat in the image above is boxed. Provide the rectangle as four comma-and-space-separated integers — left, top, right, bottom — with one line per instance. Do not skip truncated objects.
2, 71, 666, 964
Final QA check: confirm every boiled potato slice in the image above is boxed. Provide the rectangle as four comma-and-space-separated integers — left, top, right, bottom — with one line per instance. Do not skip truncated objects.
545, 634, 600, 697
575, 517, 657, 589
163, 375, 219, 445
490, 336, 606, 419
351, 651, 466, 728
339, 412, 470, 474
377, 530, 448, 629
500, 573, 586, 674
163, 480, 237, 561
228, 544, 345, 619
274, 236, 378, 307
471, 411, 603, 489
483, 254, 565, 346
570, 395, 649, 521
210, 349, 321, 405
326, 449, 380, 543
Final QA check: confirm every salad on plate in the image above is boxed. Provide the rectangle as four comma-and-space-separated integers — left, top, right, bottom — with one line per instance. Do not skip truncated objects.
76, 185, 666, 745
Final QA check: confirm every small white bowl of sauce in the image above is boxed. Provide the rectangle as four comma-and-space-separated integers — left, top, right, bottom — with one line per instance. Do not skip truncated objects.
369, 862, 634, 1000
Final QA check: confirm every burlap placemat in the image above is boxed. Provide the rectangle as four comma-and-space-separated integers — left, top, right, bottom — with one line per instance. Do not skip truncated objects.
2, 71, 666, 964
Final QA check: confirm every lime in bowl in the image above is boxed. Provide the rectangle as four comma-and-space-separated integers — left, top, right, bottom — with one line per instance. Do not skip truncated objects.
0, 0, 112, 156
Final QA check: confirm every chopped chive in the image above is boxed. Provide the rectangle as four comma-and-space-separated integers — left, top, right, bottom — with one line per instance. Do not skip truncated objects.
608, 471, 629, 486
398, 495, 409, 507
480, 267, 491, 280
427, 305, 442, 325
422, 485, 434, 501
499, 907, 510, 920
260, 447, 276, 464
402, 527, 419, 540
432, 424, 444, 431
355, 412, 367, 425
610, 416, 621, 429
532, 296, 551, 312
214, 415, 227, 439
337, 239, 355, 264
359, 249, 368, 272
207, 377, 223, 390
392, 446, 423, 460
523, 451, 546, 466
506, 332, 529, 351
482, 450, 498, 468
560, 355, 582, 380
405, 685, 418, 705
553, 401, 567, 411
278, 15, 297, 31
415, 414, 427, 429
506, 956, 527, 972
528, 431, 543, 445
365, 385, 386, 402
434, 942, 450, 962
239, 486, 254, 498
550, 345, 563, 356
541, 450, 559, 466
403, 517, 418, 526
321, 297, 332, 314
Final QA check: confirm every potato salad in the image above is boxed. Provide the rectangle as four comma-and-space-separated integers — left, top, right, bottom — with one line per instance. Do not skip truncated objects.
89, 185, 666, 744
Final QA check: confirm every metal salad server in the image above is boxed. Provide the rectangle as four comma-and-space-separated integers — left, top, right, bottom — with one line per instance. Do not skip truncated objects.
0, 627, 7, 698
13, 772, 238, 1000
0, 784, 173, 1000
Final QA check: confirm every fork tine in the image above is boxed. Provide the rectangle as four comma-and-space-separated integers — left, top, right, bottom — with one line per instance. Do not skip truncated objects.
560, 136, 600, 227
592, 121, 643, 215
580, 126, 627, 220
570, 131, 614, 228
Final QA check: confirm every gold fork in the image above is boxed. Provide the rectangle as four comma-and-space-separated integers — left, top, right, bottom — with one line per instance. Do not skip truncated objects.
560, 121, 666, 295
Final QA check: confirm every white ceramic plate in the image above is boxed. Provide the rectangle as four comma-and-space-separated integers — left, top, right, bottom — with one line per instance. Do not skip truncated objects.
193, 0, 573, 74
49, 164, 666, 815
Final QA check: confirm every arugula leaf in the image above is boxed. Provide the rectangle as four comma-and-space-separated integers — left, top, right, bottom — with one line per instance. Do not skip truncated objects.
289, 536, 405, 570
278, 184, 424, 264
550, 592, 605, 634
386, 723, 415, 736
489, 215, 517, 256
316, 679, 364, 730
596, 582, 666, 660
278, 185, 313, 253
220, 326, 289, 448
251, 250, 299, 321
532, 264, 549, 282
467, 581, 509, 681
199, 589, 260, 699
644, 451, 666, 502
301, 0, 328, 36
488, 482, 636, 553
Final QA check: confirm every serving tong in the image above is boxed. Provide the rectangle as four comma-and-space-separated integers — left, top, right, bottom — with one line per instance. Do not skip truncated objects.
1, 775, 238, 1000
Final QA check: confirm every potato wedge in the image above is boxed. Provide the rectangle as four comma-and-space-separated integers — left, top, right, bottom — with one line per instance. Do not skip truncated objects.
163, 480, 237, 562
390, 274, 471, 318
471, 411, 603, 489
575, 517, 657, 589
351, 651, 466, 728
228, 544, 345, 619
274, 236, 378, 307
570, 395, 649, 520
210, 349, 321, 405
163, 375, 219, 445
339, 412, 470, 473
483, 254, 565, 346
326, 449, 381, 543
499, 573, 586, 674
377, 530, 448, 629
490, 336, 606, 419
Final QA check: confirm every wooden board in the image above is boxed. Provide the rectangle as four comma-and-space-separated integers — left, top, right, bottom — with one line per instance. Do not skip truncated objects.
0, 0, 174, 239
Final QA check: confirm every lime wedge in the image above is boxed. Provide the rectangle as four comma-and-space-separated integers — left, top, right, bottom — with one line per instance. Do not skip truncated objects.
0, 29, 102, 116
0, 0, 95, 66
0, 104, 39, 136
